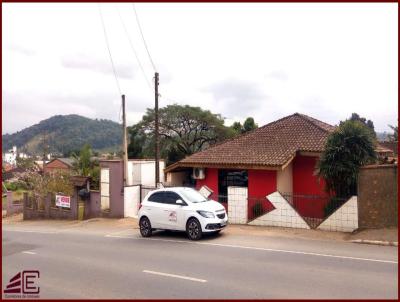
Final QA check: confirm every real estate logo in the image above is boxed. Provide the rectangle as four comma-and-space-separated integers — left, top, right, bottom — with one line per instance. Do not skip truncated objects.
3, 271, 40, 298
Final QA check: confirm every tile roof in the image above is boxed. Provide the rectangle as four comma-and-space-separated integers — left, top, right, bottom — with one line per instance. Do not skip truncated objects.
166, 113, 335, 171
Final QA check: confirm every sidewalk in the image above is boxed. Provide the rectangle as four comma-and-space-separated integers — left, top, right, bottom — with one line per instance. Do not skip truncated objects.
2, 214, 397, 245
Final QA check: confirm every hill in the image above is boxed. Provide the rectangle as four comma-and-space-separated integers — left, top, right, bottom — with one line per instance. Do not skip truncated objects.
2, 115, 123, 156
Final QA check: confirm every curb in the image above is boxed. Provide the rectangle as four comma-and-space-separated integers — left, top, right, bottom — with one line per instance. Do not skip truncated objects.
351, 239, 398, 247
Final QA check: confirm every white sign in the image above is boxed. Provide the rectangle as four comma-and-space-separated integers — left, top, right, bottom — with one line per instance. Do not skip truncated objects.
55, 195, 71, 208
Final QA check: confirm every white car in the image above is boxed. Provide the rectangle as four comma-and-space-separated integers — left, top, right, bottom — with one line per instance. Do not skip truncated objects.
138, 187, 228, 240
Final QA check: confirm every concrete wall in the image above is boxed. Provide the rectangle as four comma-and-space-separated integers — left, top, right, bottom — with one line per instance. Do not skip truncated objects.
23, 192, 78, 220
318, 196, 358, 232
277, 161, 293, 194
166, 171, 188, 186
124, 185, 140, 218
248, 191, 310, 229
99, 161, 124, 218
227, 186, 248, 224
87, 191, 101, 219
358, 164, 398, 228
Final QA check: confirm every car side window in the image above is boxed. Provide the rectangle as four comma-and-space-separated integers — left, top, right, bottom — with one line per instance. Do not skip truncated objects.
147, 192, 165, 203
165, 192, 184, 205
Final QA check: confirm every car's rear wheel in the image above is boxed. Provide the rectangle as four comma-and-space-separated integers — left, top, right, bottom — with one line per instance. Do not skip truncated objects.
186, 218, 202, 240
139, 217, 152, 237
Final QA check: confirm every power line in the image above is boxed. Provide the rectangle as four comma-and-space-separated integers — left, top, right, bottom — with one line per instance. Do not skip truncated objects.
98, 4, 122, 96
132, 3, 157, 72
116, 7, 153, 91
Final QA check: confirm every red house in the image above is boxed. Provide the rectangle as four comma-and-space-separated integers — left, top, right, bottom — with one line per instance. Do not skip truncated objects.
165, 113, 335, 219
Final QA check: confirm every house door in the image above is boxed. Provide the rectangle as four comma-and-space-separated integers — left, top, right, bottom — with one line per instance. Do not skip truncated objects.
100, 168, 110, 210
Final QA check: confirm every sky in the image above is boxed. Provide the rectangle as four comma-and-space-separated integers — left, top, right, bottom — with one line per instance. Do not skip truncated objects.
2, 3, 398, 135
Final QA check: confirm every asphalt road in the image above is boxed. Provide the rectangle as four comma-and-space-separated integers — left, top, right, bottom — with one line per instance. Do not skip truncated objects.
2, 225, 398, 299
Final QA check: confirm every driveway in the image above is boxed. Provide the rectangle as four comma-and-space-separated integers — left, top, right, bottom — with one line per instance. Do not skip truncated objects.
2, 218, 398, 299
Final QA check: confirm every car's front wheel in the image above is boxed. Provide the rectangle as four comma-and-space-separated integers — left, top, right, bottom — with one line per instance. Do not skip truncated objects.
139, 217, 152, 237
186, 218, 202, 240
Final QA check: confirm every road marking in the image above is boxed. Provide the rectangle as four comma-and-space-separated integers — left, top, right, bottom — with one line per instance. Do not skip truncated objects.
22, 251, 36, 255
4, 229, 58, 234
106, 235, 398, 264
143, 270, 207, 283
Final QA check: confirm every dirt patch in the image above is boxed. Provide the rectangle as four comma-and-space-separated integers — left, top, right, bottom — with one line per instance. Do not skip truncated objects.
350, 227, 398, 243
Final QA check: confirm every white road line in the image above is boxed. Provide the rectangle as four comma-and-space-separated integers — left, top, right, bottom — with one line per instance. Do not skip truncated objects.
143, 270, 207, 283
22, 251, 36, 255
106, 235, 398, 264
4, 229, 58, 234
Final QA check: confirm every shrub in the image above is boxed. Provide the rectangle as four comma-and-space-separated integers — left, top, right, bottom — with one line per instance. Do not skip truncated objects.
252, 202, 264, 218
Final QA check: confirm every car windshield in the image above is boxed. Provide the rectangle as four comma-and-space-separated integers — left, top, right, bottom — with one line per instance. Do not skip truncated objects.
179, 188, 207, 203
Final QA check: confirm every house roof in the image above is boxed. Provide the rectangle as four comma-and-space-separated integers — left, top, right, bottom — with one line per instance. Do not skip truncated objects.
46, 157, 75, 167
165, 113, 335, 172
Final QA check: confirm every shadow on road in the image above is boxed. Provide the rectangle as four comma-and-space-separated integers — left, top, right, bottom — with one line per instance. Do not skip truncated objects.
150, 229, 226, 241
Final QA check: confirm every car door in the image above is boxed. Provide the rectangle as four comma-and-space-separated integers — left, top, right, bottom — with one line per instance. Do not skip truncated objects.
146, 192, 167, 228
162, 192, 187, 231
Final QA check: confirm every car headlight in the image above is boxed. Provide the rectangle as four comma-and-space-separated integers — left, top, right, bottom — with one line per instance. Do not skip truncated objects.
197, 210, 215, 218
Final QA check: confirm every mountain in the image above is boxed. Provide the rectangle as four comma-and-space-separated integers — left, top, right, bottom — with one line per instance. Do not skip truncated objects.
2, 115, 123, 156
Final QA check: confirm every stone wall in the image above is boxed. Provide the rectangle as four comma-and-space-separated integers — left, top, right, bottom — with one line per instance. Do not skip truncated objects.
358, 164, 398, 228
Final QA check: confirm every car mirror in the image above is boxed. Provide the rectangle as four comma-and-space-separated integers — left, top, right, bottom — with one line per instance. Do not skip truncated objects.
176, 199, 184, 205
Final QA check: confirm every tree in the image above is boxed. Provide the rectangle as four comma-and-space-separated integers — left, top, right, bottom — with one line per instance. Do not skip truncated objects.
71, 144, 100, 189
231, 121, 243, 135
72, 144, 92, 176
317, 120, 376, 198
128, 104, 235, 164
230, 117, 258, 135
388, 124, 398, 141
346, 113, 376, 138
243, 117, 258, 132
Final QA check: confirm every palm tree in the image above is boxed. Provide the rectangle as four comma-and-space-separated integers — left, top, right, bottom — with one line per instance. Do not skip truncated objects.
317, 120, 376, 198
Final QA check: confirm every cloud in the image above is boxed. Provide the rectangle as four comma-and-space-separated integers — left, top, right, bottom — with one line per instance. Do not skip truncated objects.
7, 43, 36, 56
60, 53, 135, 79
204, 78, 268, 117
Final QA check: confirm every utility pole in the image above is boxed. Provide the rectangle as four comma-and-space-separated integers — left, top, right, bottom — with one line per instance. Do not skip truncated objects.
154, 72, 160, 186
122, 94, 128, 186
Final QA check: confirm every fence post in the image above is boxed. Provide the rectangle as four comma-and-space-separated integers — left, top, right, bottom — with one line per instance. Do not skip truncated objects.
23, 192, 28, 220
45, 193, 51, 218
6, 191, 13, 215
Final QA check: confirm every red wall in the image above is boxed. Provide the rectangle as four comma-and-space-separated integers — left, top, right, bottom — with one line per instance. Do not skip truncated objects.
195, 168, 219, 197
292, 155, 328, 218
293, 155, 325, 195
248, 170, 277, 198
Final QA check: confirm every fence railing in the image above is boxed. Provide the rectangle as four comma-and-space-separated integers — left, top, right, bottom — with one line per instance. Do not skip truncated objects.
280, 192, 347, 228
247, 196, 275, 221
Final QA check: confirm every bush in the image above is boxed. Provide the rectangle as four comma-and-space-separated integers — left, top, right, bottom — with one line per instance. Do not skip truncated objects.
252, 202, 264, 218
324, 197, 345, 217
4, 181, 27, 191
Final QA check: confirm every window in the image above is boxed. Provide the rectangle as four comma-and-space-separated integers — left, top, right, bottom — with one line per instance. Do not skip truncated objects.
164, 192, 182, 205
218, 170, 248, 203
148, 192, 165, 203
179, 188, 207, 203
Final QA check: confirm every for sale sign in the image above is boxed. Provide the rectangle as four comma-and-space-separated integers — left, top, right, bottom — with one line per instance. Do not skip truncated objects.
55, 195, 70, 208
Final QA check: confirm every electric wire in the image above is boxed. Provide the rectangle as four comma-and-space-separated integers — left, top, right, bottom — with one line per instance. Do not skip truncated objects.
116, 7, 153, 91
132, 3, 157, 72
98, 4, 122, 96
